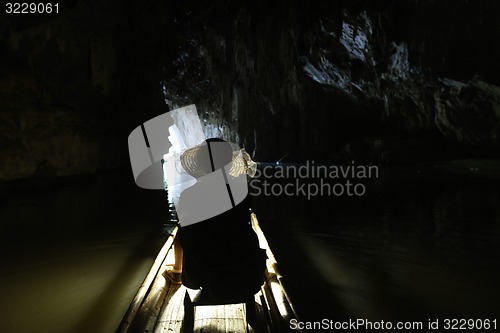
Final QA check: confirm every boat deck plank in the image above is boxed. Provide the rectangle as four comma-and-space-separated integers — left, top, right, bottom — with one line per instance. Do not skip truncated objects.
152, 244, 249, 333
154, 283, 184, 333
117, 214, 301, 333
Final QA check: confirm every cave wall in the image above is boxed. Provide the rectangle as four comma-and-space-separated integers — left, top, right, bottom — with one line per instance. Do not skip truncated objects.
1, 0, 500, 181
164, 0, 500, 163
0, 0, 169, 181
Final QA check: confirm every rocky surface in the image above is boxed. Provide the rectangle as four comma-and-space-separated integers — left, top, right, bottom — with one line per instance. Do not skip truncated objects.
163, 0, 500, 163
1, 0, 168, 180
1, 0, 500, 181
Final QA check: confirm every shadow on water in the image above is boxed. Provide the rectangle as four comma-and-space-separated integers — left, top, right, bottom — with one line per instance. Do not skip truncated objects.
2, 164, 499, 332
73, 230, 164, 333
0, 171, 168, 333
253, 163, 500, 327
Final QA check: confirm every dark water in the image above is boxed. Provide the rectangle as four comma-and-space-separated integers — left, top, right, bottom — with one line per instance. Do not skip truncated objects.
0, 172, 168, 333
253, 162, 500, 327
1, 163, 499, 332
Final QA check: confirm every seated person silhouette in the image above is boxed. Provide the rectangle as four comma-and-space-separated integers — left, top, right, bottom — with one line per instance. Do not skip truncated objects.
164, 138, 266, 301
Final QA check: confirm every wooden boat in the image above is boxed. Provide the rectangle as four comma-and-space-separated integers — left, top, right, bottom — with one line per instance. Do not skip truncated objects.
116, 213, 301, 333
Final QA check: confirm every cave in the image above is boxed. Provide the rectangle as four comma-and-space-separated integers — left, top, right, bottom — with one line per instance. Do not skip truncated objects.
1, 1, 499, 332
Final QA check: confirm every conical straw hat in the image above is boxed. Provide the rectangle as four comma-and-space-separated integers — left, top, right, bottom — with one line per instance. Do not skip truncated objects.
180, 139, 255, 178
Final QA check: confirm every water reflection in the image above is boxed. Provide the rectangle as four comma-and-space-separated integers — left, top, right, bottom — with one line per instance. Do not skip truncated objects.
0, 172, 167, 333
255, 166, 500, 324
1, 166, 499, 332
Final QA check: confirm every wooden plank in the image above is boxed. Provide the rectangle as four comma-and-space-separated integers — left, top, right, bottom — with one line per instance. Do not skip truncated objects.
118, 214, 299, 333
194, 305, 218, 332
251, 214, 301, 331
234, 304, 248, 332
154, 284, 185, 333
188, 303, 247, 333
116, 227, 178, 333
252, 292, 272, 333
128, 275, 168, 331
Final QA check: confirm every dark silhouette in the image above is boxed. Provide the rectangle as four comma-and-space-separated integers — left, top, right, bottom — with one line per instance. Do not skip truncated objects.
165, 138, 266, 301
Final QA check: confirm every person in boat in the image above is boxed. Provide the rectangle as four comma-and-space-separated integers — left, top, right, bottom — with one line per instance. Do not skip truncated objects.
164, 138, 266, 299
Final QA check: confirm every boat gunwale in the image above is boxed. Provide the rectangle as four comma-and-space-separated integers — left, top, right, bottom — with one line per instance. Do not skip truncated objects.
116, 214, 301, 332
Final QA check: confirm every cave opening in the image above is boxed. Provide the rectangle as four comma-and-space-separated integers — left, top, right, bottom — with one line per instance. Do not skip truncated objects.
1, 1, 500, 332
